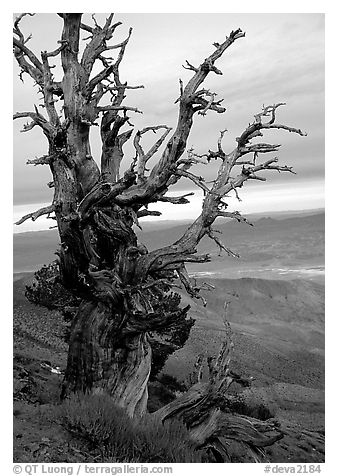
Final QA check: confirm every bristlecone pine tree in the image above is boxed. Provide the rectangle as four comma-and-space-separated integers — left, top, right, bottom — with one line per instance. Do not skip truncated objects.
14, 13, 307, 461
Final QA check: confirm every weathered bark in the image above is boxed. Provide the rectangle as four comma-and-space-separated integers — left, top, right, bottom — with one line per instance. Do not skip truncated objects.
62, 300, 151, 418
60, 14, 100, 198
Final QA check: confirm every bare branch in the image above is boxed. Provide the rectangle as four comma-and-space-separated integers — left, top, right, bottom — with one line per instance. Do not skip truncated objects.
174, 78, 185, 103
137, 209, 162, 218
97, 105, 142, 114
193, 94, 226, 115
26, 154, 52, 166
236, 103, 307, 151
176, 265, 207, 306
114, 29, 245, 207
104, 83, 144, 92
128, 99, 305, 297
178, 149, 209, 166
134, 125, 172, 181
39, 47, 64, 127
254, 102, 286, 124
13, 15, 45, 86
85, 27, 133, 96
175, 169, 211, 194
229, 180, 242, 201
13, 13, 35, 38
42, 40, 68, 59
198, 91, 217, 116
218, 129, 227, 154
15, 204, 55, 225
198, 129, 228, 163
13, 110, 55, 137
183, 60, 198, 72
206, 228, 240, 258
80, 15, 123, 77
156, 192, 194, 205
161, 103, 306, 265
217, 210, 253, 226
13, 14, 43, 73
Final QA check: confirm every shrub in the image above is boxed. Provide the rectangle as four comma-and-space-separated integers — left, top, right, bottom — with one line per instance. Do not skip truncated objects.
147, 381, 176, 413
132, 415, 200, 463
58, 393, 131, 447
25, 261, 79, 315
220, 394, 275, 420
58, 392, 202, 463
157, 373, 187, 393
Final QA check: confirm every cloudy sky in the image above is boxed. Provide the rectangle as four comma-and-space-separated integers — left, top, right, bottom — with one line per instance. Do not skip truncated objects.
13, 12, 324, 232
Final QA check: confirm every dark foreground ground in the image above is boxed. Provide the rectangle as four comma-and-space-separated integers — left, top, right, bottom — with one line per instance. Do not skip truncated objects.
13, 272, 324, 463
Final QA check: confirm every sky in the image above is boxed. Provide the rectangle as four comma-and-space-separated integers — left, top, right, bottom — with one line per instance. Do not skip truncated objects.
13, 12, 325, 232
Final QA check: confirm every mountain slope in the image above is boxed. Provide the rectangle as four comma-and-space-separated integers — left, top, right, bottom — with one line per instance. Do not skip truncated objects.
163, 276, 324, 433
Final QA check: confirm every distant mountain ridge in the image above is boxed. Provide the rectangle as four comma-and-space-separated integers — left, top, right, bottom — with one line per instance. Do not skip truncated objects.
13, 210, 324, 274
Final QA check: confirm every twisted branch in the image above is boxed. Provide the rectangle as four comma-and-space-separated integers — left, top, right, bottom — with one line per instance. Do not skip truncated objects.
15, 204, 55, 225
13, 110, 55, 137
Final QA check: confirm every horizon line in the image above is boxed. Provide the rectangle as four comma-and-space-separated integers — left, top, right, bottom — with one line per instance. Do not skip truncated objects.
13, 206, 325, 235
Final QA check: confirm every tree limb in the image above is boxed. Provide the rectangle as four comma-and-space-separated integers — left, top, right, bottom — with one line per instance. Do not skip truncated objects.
206, 227, 240, 258
13, 110, 55, 137
134, 125, 172, 182
26, 154, 52, 166
85, 27, 132, 97
13, 37, 43, 73
218, 210, 253, 226
114, 29, 245, 207
150, 103, 306, 272
137, 209, 162, 218
175, 169, 211, 194
13, 14, 44, 86
97, 105, 142, 114
15, 204, 55, 225
156, 192, 194, 205
176, 264, 207, 306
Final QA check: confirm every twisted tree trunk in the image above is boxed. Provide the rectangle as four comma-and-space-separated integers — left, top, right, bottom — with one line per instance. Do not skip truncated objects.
56, 202, 155, 416
62, 300, 151, 417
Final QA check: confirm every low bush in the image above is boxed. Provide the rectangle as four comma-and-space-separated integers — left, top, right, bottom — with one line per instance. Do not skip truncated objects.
220, 394, 275, 420
59, 392, 202, 463
147, 381, 176, 413
157, 373, 187, 393
25, 261, 79, 316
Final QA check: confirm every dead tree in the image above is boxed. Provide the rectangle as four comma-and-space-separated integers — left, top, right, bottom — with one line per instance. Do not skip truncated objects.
14, 13, 306, 459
